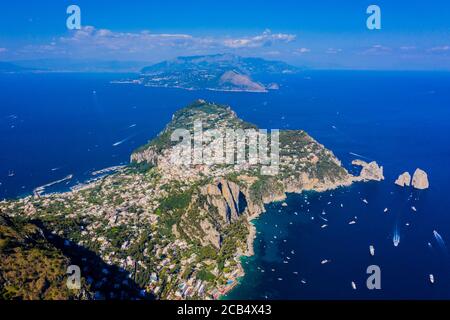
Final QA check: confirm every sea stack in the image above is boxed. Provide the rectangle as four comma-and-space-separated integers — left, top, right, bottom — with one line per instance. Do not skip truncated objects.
352, 160, 385, 182
395, 172, 411, 187
412, 168, 429, 190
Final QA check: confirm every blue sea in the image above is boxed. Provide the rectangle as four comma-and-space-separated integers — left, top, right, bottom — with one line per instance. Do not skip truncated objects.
1, 71, 450, 299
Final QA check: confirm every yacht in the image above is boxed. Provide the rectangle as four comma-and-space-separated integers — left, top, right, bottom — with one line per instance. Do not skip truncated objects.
369, 245, 375, 256
351, 281, 357, 290
429, 274, 435, 284
393, 232, 400, 247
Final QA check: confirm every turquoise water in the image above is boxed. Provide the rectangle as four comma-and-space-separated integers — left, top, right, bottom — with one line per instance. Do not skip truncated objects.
1, 71, 449, 299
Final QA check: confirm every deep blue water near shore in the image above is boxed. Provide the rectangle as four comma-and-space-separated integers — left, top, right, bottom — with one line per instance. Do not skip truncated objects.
1, 71, 450, 299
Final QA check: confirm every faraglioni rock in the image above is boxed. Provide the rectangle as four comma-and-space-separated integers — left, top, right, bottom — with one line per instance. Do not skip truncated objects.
412, 168, 429, 189
352, 160, 385, 182
395, 172, 411, 187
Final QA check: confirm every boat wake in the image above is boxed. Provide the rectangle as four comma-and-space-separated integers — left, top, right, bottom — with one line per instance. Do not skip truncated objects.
349, 152, 371, 160
112, 135, 134, 147
393, 228, 400, 247
433, 230, 447, 252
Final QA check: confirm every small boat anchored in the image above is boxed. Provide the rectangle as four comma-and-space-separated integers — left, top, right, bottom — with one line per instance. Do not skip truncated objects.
370, 245, 375, 256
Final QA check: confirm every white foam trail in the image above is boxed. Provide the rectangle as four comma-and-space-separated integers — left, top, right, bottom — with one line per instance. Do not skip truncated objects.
112, 138, 129, 147
433, 230, 447, 250
393, 228, 400, 247
349, 152, 371, 160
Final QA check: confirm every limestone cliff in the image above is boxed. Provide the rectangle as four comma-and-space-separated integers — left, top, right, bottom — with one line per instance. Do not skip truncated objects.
0, 100, 384, 301
395, 172, 412, 187
352, 160, 384, 182
412, 168, 429, 190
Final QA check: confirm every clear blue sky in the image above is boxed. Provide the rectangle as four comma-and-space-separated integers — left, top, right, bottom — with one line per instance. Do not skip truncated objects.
1, 0, 450, 69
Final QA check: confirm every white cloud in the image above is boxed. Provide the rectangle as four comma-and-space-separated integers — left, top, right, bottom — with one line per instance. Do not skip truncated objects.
223, 29, 296, 48
428, 45, 450, 53
295, 47, 311, 54
399, 46, 416, 51
15, 26, 296, 60
361, 44, 392, 55
326, 48, 342, 54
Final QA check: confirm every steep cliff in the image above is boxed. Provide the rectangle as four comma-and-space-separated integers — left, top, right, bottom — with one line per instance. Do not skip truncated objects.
1, 100, 379, 300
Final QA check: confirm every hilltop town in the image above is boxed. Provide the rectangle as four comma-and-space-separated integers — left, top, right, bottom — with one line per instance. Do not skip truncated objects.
0, 100, 377, 300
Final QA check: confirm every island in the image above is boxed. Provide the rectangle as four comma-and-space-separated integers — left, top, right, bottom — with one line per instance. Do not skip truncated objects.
0, 100, 379, 300
113, 54, 299, 93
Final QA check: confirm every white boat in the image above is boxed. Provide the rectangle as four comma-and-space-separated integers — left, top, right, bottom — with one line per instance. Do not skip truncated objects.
370, 245, 375, 256
362, 199, 369, 204
321, 259, 330, 265
321, 224, 328, 229
384, 208, 389, 213
429, 274, 435, 284
411, 206, 417, 212
351, 281, 357, 290
301, 279, 307, 284
349, 220, 356, 225
393, 232, 400, 247
8, 170, 15, 177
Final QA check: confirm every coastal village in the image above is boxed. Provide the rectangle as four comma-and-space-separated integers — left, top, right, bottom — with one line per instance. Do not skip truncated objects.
0, 100, 429, 300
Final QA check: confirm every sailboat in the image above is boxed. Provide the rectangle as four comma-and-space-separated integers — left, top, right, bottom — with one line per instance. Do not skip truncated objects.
8, 170, 15, 177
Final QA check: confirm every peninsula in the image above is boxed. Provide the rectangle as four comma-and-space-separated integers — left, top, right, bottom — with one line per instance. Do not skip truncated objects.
0, 100, 378, 300
113, 54, 298, 93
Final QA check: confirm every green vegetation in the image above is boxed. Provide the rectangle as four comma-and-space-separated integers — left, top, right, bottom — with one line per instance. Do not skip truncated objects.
0, 215, 89, 300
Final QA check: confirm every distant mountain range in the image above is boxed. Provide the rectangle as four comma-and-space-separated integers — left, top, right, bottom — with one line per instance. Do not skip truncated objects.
129, 54, 300, 92
1, 55, 300, 92
0, 62, 33, 73
0, 60, 150, 73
